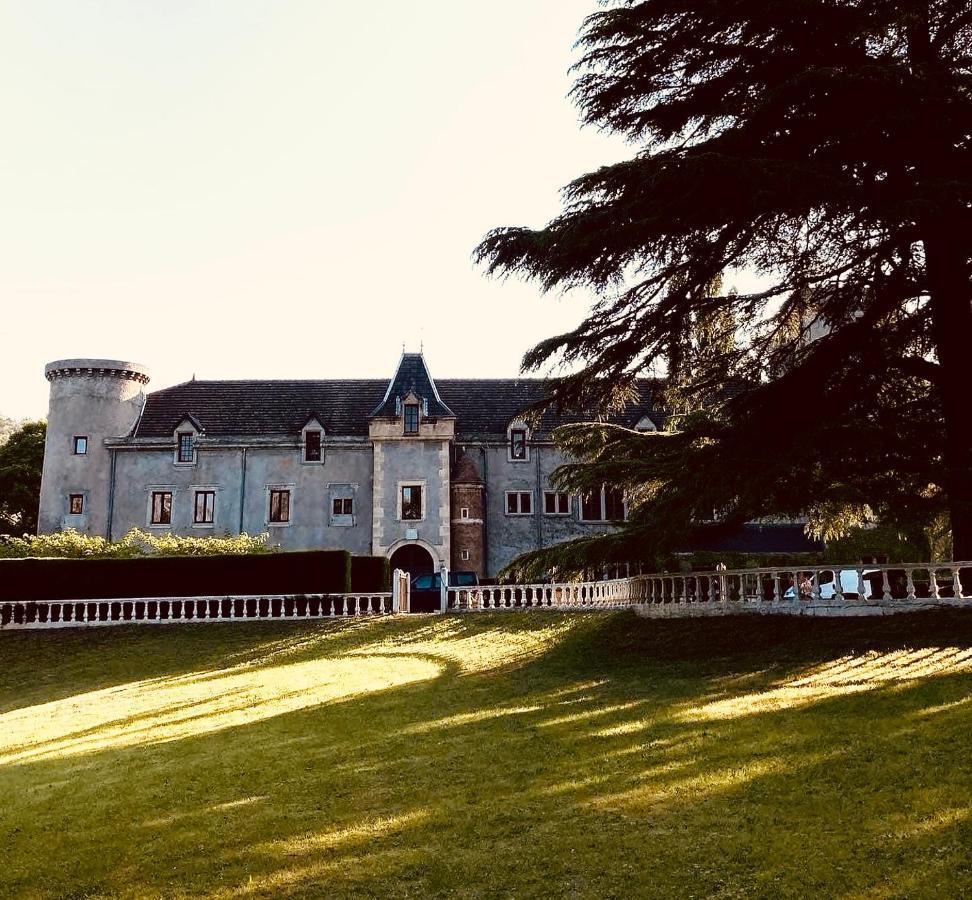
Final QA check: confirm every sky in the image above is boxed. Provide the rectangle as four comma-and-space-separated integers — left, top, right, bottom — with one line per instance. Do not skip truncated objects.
0, 1, 731, 421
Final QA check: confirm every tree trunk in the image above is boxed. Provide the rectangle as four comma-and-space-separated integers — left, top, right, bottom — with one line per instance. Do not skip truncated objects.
924, 224, 972, 561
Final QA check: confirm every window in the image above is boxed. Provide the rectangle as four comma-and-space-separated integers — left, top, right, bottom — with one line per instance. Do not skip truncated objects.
328, 484, 355, 526
460, 507, 470, 520
509, 429, 527, 461
506, 491, 533, 515
304, 430, 322, 462
459, 549, 471, 562
68, 494, 84, 515
404, 403, 419, 434
544, 492, 570, 515
269, 489, 291, 524
193, 490, 215, 525
73, 436, 87, 455
151, 491, 172, 525
604, 487, 626, 522
581, 487, 627, 522
177, 432, 194, 463
401, 484, 423, 520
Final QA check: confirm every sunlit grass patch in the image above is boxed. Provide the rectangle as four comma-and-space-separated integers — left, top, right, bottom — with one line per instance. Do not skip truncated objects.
2, 611, 972, 898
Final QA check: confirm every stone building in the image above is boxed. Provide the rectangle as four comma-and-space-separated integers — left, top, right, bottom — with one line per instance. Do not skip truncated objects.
37, 353, 660, 579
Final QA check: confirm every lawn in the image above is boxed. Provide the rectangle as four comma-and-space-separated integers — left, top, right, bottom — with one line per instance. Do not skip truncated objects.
2, 611, 972, 899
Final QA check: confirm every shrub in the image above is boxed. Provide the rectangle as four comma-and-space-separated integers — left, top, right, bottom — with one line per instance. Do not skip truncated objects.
0, 528, 275, 560
351, 556, 391, 592
0, 550, 352, 602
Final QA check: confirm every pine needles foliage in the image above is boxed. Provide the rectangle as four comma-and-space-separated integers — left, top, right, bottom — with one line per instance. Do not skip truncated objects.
479, 0, 972, 573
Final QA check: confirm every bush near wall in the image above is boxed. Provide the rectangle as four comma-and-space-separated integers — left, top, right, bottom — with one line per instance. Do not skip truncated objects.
350, 556, 391, 592
0, 550, 352, 602
0, 528, 276, 560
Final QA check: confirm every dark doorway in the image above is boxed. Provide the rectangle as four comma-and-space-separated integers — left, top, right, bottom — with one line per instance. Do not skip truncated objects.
389, 544, 436, 613
389, 544, 435, 580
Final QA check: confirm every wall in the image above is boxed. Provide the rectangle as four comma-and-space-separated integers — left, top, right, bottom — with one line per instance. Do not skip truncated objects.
109, 441, 374, 552
372, 437, 451, 566
482, 442, 623, 577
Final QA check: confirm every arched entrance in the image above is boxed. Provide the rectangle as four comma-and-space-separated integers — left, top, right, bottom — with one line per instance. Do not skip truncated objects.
388, 542, 438, 614
389, 543, 435, 580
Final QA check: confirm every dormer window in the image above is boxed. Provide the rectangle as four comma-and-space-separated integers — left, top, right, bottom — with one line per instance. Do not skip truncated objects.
305, 430, 322, 462
404, 403, 420, 434
509, 429, 527, 460
177, 432, 194, 464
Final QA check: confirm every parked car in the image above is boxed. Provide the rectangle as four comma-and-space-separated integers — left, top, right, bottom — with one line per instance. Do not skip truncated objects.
409, 571, 479, 613
783, 569, 877, 600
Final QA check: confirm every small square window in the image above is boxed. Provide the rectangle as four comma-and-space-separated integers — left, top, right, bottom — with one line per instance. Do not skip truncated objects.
404, 404, 420, 434
460, 549, 471, 562
544, 492, 570, 515
177, 432, 194, 463
73, 436, 87, 456
68, 494, 84, 515
269, 489, 291, 524
332, 497, 353, 516
401, 484, 423, 520
305, 431, 322, 462
460, 507, 470, 520
194, 490, 215, 524
151, 491, 172, 525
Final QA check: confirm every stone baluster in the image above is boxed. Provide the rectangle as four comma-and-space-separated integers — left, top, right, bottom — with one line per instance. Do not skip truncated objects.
881, 570, 892, 603
905, 569, 916, 602
952, 566, 963, 600
929, 567, 940, 600
856, 568, 866, 602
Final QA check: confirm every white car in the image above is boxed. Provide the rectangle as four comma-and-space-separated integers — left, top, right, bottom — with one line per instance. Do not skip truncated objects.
784, 569, 877, 600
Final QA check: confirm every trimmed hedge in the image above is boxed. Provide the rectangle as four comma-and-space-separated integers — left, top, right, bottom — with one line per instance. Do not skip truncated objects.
0, 550, 352, 602
350, 556, 391, 592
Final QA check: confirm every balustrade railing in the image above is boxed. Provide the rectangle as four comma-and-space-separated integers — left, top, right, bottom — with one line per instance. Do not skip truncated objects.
3, 564, 970, 630
626, 561, 972, 616
446, 562, 972, 617
0, 592, 394, 631
446, 578, 640, 612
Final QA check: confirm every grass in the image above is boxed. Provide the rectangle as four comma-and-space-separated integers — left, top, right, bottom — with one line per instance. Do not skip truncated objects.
1, 611, 972, 899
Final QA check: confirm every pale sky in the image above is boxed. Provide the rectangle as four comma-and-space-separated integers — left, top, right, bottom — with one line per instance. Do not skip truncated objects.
0, 0, 640, 420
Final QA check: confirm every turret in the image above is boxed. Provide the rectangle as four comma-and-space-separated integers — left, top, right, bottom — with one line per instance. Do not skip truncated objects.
450, 453, 485, 577
38, 359, 150, 536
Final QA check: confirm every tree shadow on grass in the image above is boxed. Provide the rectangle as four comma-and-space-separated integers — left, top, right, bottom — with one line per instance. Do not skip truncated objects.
1, 611, 971, 898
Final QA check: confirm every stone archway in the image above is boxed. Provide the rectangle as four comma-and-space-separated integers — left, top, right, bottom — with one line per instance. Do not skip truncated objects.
388, 543, 436, 581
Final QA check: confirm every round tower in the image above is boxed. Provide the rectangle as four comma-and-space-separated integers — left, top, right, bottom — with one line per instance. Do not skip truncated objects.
450, 454, 486, 577
38, 359, 150, 537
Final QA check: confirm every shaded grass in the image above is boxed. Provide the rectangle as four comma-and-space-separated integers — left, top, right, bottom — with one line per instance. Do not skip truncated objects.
1, 611, 972, 898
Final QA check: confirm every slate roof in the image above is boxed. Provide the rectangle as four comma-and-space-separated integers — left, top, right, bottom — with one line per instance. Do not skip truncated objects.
370, 353, 455, 418
132, 375, 664, 440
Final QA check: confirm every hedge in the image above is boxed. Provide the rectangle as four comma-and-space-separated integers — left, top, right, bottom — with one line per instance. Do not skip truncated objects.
350, 556, 391, 592
0, 550, 352, 602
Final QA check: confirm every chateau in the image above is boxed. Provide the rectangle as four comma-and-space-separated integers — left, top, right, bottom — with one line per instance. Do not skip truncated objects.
37, 353, 659, 579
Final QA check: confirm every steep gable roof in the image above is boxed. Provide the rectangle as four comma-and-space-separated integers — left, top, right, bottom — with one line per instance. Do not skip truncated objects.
369, 353, 455, 418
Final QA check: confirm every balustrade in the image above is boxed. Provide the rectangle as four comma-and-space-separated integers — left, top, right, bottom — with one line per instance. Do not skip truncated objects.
0, 592, 394, 631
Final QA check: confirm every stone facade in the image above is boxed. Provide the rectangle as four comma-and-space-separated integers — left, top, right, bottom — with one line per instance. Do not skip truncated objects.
37, 353, 657, 578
